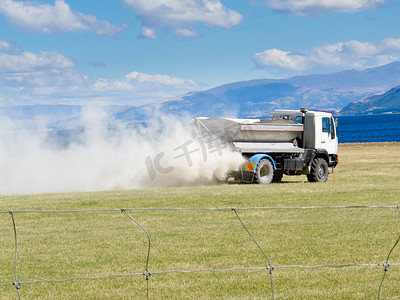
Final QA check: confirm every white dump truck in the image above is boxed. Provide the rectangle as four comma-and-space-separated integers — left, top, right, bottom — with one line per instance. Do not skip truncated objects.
195, 108, 339, 184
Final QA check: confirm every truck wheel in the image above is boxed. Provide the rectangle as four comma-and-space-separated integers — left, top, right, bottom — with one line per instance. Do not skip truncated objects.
255, 159, 274, 184
307, 158, 328, 183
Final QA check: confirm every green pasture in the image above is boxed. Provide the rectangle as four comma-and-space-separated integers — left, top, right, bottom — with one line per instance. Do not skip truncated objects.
1, 143, 400, 299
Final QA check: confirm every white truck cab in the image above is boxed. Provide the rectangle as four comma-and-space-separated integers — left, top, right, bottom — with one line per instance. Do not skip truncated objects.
271, 109, 338, 156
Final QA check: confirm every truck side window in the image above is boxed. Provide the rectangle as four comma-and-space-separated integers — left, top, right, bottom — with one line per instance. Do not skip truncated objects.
330, 117, 336, 139
295, 116, 303, 124
322, 117, 330, 133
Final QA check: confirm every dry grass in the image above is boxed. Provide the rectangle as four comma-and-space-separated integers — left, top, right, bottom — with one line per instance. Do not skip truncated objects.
0, 143, 400, 299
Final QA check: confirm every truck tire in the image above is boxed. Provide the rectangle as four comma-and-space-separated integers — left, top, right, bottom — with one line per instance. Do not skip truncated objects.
307, 158, 328, 183
254, 159, 274, 184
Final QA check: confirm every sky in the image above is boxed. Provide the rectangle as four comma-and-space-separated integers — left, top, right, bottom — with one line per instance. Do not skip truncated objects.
1, 0, 400, 107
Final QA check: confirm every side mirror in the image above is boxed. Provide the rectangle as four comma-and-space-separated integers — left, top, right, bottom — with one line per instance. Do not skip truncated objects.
335, 118, 338, 128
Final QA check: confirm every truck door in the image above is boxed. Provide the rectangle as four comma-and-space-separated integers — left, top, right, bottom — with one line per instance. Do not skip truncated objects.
320, 117, 338, 154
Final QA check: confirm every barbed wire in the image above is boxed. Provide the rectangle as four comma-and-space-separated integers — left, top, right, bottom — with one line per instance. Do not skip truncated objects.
378, 232, 400, 299
1, 204, 399, 214
121, 209, 151, 300
1, 205, 399, 299
9, 211, 21, 300
232, 208, 275, 299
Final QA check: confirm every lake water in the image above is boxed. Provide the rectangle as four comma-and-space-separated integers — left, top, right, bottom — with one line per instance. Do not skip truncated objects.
10, 114, 398, 145
337, 114, 400, 143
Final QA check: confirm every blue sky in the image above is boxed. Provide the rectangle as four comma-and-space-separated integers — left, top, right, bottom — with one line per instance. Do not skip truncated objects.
0, 0, 400, 106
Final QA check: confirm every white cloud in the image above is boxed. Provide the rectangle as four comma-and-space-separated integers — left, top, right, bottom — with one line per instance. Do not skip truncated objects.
381, 38, 400, 52
78, 71, 197, 106
254, 0, 385, 16
253, 38, 400, 74
125, 71, 195, 86
0, 50, 75, 74
123, 0, 242, 38
0, 42, 84, 91
0, 40, 197, 106
0, 0, 122, 35
0, 41, 77, 80
253, 49, 309, 71
92, 71, 196, 99
0, 40, 11, 51
175, 28, 198, 38
141, 26, 157, 39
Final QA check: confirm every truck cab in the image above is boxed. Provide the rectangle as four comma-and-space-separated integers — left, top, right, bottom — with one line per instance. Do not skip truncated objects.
271, 109, 338, 159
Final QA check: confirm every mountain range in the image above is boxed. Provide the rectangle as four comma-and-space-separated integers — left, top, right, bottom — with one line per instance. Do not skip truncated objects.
340, 84, 400, 115
114, 62, 400, 122
2, 62, 400, 128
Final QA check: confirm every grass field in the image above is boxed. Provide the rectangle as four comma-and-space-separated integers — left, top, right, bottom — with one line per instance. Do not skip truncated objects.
1, 143, 400, 299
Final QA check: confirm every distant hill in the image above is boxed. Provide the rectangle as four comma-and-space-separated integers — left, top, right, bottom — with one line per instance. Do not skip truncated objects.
340, 85, 400, 115
117, 62, 400, 121
3, 62, 400, 128
0, 105, 130, 129
0, 105, 82, 129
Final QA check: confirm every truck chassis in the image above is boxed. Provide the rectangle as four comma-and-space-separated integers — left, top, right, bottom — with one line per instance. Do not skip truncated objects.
232, 149, 339, 184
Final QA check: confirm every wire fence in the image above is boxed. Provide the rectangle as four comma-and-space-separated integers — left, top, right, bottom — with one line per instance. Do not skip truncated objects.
1, 205, 400, 299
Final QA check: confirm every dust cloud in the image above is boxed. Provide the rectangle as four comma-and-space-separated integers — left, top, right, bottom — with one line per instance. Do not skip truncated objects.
0, 107, 244, 195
